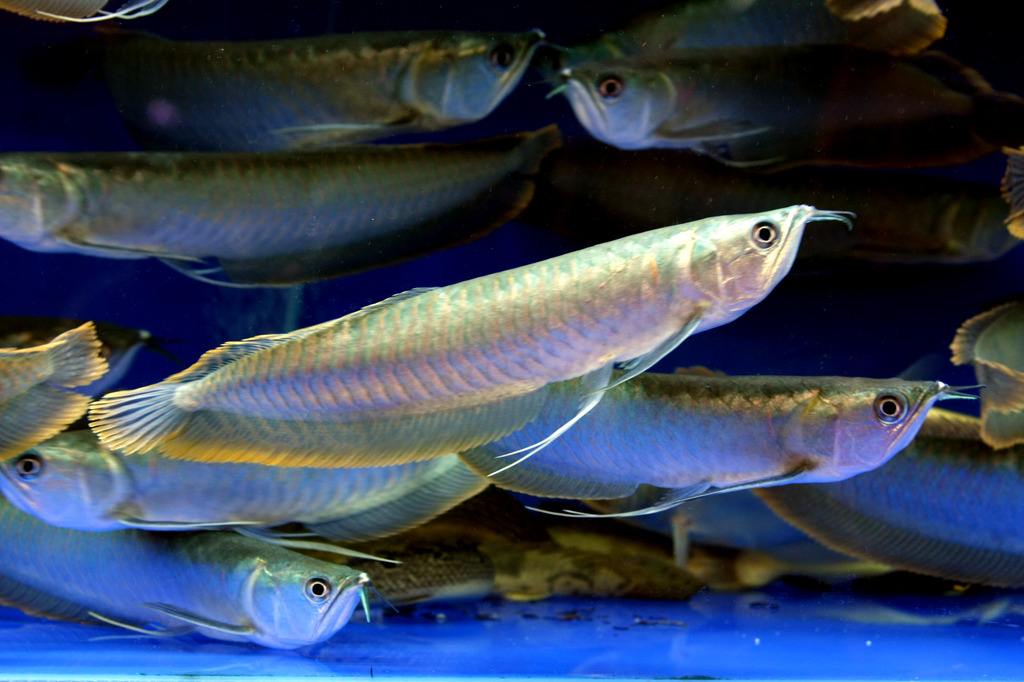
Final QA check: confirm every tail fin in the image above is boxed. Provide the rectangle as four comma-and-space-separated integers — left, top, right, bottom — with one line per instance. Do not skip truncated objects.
951, 302, 1024, 412
1002, 148, 1024, 239
0, 386, 90, 460
89, 333, 293, 454
45, 322, 108, 387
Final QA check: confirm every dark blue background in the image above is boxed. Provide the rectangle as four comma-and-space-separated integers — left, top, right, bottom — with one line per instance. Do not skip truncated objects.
0, 0, 1020, 396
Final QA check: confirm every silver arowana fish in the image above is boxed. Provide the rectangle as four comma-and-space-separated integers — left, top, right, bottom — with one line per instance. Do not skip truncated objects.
99, 29, 545, 151
0, 0, 165, 22
579, 0, 946, 58
0, 430, 487, 541
523, 146, 1022, 265
951, 300, 1024, 448
758, 409, 1024, 588
559, 47, 1024, 168
89, 206, 829, 468
0, 496, 369, 649
0, 322, 107, 461
461, 370, 961, 515
0, 127, 561, 287
0, 317, 169, 396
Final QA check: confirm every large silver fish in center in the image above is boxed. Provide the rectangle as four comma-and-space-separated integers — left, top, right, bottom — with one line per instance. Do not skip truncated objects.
89, 206, 834, 468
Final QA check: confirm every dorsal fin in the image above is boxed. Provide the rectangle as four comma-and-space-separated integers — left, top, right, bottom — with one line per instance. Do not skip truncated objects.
673, 365, 728, 378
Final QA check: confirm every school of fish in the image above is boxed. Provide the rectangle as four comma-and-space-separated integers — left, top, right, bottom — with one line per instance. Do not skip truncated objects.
0, 0, 1021, 653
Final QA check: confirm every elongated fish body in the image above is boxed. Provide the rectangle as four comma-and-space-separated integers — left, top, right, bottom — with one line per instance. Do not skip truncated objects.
0, 430, 487, 539
606, 0, 945, 56
462, 372, 954, 499
525, 146, 1021, 264
0, 317, 162, 395
758, 409, 1024, 587
952, 301, 1024, 448
0, 0, 164, 21
0, 323, 107, 460
0, 497, 368, 648
100, 30, 544, 151
90, 206, 822, 468
560, 46, 1024, 167
0, 127, 561, 286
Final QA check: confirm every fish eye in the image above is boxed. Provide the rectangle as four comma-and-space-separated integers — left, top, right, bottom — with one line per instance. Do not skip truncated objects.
13, 453, 44, 480
304, 577, 332, 603
874, 393, 908, 424
751, 221, 779, 248
597, 75, 624, 99
489, 43, 516, 70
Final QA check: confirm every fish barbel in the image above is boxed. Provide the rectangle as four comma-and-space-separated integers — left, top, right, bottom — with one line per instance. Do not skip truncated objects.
558, 46, 1024, 168
88, 206, 826, 468
0, 496, 369, 649
951, 300, 1024, 449
524, 145, 1022, 264
0, 127, 561, 286
0, 0, 165, 22
462, 370, 961, 515
0, 316, 170, 395
758, 409, 1024, 587
0, 430, 487, 541
98, 29, 545, 151
0, 323, 107, 460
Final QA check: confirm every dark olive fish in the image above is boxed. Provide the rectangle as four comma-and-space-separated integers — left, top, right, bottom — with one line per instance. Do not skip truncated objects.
0, 317, 168, 396
758, 409, 1024, 587
523, 145, 1022, 264
321, 489, 702, 605
559, 47, 1024, 168
98, 29, 545, 151
0, 127, 560, 286
952, 301, 1024, 449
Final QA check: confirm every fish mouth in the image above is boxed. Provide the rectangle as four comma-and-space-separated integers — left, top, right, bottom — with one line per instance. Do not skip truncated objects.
314, 572, 371, 639
558, 68, 617, 144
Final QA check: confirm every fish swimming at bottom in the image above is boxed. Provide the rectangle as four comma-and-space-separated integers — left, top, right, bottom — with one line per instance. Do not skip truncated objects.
0, 496, 369, 649
758, 409, 1024, 587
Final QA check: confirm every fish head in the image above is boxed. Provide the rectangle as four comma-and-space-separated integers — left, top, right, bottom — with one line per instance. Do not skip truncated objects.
0, 431, 130, 530
0, 157, 80, 253
244, 555, 369, 649
558, 63, 677, 149
404, 30, 545, 125
787, 379, 952, 482
689, 206, 847, 326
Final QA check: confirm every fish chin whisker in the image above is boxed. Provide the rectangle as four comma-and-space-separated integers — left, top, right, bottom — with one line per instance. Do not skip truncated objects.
939, 384, 984, 401
808, 209, 856, 231
545, 83, 570, 100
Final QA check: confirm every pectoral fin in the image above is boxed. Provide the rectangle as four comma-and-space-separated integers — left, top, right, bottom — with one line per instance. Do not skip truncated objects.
116, 517, 267, 530
662, 120, 772, 144
607, 308, 705, 393
531, 465, 813, 519
144, 603, 255, 636
89, 610, 192, 637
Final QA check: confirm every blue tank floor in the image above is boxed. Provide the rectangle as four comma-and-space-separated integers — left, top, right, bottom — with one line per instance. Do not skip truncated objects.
2, 586, 1022, 680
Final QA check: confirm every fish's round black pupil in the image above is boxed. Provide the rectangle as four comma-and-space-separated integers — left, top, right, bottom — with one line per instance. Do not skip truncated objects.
15, 454, 43, 479
753, 222, 778, 247
306, 578, 331, 601
598, 76, 624, 99
489, 44, 515, 69
874, 394, 905, 423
